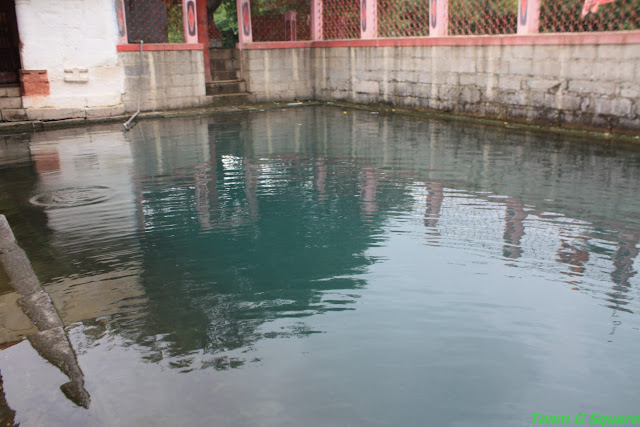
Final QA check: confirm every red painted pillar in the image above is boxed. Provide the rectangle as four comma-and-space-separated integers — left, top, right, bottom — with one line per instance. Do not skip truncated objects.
517, 0, 540, 34
285, 11, 297, 41
310, 0, 323, 41
237, 0, 252, 46
183, 0, 198, 43
360, 0, 377, 39
429, 0, 448, 37
114, 0, 128, 44
196, 0, 211, 82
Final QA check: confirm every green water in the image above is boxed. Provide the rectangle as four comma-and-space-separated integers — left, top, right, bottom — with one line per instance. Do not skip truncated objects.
1, 106, 640, 426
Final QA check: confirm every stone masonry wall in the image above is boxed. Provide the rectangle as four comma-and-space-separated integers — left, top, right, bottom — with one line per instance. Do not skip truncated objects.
241, 48, 315, 102
241, 43, 640, 131
119, 50, 207, 113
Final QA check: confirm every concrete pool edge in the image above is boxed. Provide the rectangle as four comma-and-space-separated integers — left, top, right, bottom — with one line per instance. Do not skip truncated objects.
0, 101, 324, 135
327, 101, 640, 146
0, 100, 639, 146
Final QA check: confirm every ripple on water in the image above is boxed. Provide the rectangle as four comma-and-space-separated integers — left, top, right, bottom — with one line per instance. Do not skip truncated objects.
29, 186, 113, 208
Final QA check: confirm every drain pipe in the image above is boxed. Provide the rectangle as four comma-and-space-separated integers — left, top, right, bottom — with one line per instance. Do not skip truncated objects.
124, 40, 144, 131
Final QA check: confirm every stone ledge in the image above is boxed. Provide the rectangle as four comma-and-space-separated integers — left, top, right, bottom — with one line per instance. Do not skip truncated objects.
2, 109, 28, 122
85, 106, 126, 119
26, 108, 86, 121
0, 120, 43, 133
0, 106, 128, 124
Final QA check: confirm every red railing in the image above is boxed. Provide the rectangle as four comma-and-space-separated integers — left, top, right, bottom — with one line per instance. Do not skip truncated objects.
449, 0, 518, 35
247, 0, 640, 42
323, 0, 360, 39
253, 14, 311, 41
541, 0, 640, 32
378, 0, 430, 37
125, 0, 186, 43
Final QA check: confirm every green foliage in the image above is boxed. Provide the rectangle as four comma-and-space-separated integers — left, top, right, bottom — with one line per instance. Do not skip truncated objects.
167, 3, 185, 43
215, 0, 239, 48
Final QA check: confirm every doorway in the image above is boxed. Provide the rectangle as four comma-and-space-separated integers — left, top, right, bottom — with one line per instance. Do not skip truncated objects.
0, 0, 21, 85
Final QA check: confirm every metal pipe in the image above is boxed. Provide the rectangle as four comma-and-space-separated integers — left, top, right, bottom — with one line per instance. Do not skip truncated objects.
124, 40, 144, 131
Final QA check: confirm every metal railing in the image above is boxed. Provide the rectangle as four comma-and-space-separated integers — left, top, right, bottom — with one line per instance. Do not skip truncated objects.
245, 0, 640, 42
124, 0, 185, 44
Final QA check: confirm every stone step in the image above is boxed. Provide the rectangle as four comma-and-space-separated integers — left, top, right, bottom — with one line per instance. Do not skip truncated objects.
203, 93, 251, 107
0, 87, 20, 98
1, 108, 27, 122
0, 97, 22, 109
209, 49, 237, 60
210, 58, 239, 72
206, 80, 246, 96
211, 70, 238, 81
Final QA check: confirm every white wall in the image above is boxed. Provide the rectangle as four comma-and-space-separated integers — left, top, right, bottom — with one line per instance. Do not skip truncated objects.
14, 0, 125, 109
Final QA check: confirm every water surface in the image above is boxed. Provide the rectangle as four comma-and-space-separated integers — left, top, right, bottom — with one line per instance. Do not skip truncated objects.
1, 106, 640, 426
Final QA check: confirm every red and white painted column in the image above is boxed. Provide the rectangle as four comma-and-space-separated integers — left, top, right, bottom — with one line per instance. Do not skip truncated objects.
285, 11, 297, 41
360, 0, 377, 39
310, 0, 323, 41
183, 0, 199, 43
114, 0, 128, 44
429, 0, 448, 37
517, 0, 540, 34
237, 0, 252, 45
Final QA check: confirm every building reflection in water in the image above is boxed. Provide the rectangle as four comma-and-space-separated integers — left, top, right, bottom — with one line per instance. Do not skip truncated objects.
0, 215, 90, 408
315, 158, 328, 201
607, 231, 640, 313
0, 107, 638, 392
360, 167, 379, 220
424, 181, 444, 230
556, 228, 590, 286
502, 197, 527, 260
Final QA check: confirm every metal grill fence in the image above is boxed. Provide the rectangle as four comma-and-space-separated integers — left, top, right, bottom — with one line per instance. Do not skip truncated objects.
378, 0, 429, 37
125, 0, 185, 43
251, 0, 311, 41
250, 0, 639, 42
323, 0, 360, 39
541, 0, 640, 32
449, 0, 518, 35
122, 0, 640, 45
252, 14, 312, 41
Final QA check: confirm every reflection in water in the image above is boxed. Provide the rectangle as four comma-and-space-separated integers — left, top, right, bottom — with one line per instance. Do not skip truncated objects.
557, 228, 590, 285
0, 107, 640, 424
607, 232, 640, 313
359, 167, 379, 219
503, 197, 527, 260
0, 216, 89, 408
423, 181, 444, 230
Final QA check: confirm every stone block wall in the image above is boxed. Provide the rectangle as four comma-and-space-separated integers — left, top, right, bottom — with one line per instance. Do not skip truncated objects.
240, 48, 315, 101
241, 41, 640, 131
118, 50, 207, 112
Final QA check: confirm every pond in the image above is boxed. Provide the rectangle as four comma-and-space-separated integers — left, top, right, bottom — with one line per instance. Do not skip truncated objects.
1, 106, 639, 426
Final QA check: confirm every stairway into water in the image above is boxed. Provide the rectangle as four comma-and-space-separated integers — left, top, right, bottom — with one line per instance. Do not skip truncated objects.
205, 49, 251, 107
0, 85, 25, 122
